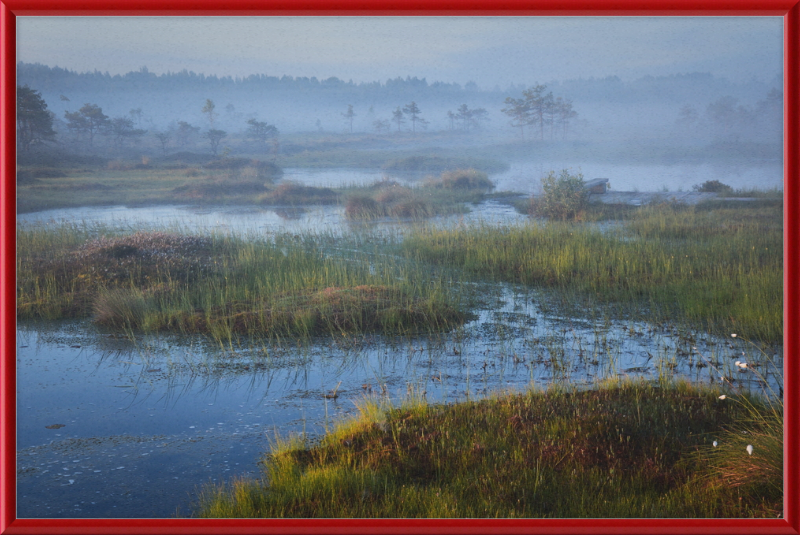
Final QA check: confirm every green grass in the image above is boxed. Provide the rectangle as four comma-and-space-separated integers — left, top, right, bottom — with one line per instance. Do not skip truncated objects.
16, 224, 468, 344
194, 379, 782, 518
400, 202, 783, 343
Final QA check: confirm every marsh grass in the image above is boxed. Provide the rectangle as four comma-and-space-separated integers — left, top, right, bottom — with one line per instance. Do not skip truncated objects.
194, 379, 780, 518
16, 225, 468, 342
401, 202, 782, 342
692, 337, 783, 510
343, 170, 493, 220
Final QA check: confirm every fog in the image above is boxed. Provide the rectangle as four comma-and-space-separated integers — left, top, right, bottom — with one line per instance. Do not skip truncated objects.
16, 16, 784, 191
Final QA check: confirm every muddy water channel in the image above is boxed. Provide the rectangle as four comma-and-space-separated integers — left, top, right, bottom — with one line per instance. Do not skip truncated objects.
16, 164, 783, 518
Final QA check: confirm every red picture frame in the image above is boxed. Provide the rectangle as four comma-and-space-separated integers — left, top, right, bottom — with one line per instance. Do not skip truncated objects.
1, 2, 798, 533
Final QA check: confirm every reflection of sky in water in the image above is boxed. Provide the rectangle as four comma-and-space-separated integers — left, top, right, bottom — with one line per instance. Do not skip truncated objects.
17, 283, 783, 517
16, 200, 528, 236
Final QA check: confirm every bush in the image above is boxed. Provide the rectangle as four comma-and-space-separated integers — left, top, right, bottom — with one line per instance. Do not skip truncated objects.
345, 196, 383, 219
382, 155, 450, 173
373, 184, 414, 204
438, 168, 494, 190
264, 183, 338, 205
693, 180, 733, 193
530, 169, 588, 220
389, 199, 433, 218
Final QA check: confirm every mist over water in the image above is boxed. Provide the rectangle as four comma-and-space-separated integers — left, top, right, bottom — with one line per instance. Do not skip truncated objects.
14, 16, 785, 519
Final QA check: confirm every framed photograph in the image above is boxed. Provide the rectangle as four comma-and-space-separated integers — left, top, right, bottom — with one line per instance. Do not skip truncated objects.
2, 2, 798, 533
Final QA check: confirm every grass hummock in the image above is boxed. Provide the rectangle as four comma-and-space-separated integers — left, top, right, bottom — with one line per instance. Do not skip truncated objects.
16, 226, 468, 342
343, 169, 495, 220
194, 379, 782, 518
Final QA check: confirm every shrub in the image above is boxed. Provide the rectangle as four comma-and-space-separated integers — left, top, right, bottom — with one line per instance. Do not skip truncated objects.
373, 184, 414, 204
389, 199, 433, 218
693, 180, 733, 193
382, 155, 450, 173
530, 169, 588, 220
345, 195, 384, 219
264, 183, 338, 205
438, 168, 494, 190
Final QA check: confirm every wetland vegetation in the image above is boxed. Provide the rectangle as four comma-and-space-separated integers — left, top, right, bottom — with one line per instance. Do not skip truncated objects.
196, 379, 782, 518
17, 184, 784, 518
15, 53, 785, 518
16, 225, 468, 343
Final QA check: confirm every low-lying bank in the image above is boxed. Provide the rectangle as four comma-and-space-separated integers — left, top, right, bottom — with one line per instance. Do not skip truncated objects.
194, 379, 782, 518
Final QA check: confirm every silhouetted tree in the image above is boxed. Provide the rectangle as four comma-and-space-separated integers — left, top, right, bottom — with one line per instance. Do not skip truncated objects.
154, 131, 171, 155
392, 107, 406, 132
446, 110, 456, 131
402, 101, 423, 132
109, 116, 147, 148
17, 85, 56, 152
524, 86, 550, 141
202, 99, 217, 127
342, 104, 356, 133
246, 118, 279, 148
204, 129, 226, 156
64, 103, 110, 147
555, 98, 577, 138
469, 107, 489, 130
175, 121, 200, 149
501, 96, 530, 140
373, 119, 390, 133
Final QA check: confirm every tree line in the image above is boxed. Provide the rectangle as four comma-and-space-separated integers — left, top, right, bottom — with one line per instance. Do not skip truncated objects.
17, 82, 581, 157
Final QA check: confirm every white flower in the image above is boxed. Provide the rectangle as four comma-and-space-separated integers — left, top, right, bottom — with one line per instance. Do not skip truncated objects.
746, 444, 754, 455
731, 334, 737, 338
713, 441, 718, 447
718, 395, 727, 400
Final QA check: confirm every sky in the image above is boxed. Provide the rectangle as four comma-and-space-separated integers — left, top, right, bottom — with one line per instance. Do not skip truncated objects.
16, 16, 783, 88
